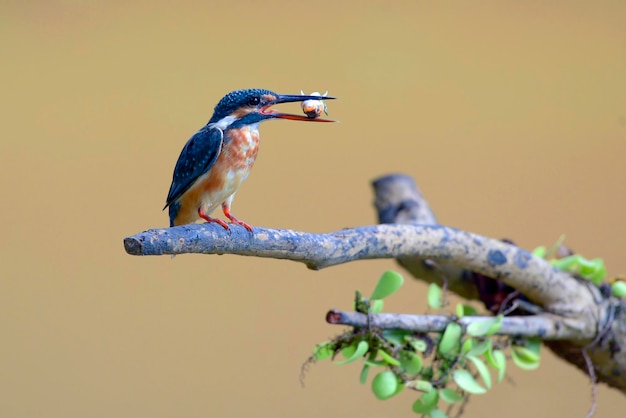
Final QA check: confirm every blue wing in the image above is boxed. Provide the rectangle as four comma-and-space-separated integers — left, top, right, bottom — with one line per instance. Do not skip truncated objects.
163, 126, 224, 209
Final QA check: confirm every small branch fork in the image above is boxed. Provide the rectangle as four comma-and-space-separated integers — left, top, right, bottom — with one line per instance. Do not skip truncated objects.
123, 174, 626, 393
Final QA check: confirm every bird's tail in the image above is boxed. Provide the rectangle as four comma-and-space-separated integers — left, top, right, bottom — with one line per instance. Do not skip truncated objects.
168, 201, 180, 227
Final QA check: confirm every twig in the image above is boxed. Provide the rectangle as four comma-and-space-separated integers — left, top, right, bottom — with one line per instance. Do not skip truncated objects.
582, 348, 597, 418
325, 310, 595, 340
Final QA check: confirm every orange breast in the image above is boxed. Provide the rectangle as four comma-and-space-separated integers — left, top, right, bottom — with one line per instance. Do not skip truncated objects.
174, 126, 260, 225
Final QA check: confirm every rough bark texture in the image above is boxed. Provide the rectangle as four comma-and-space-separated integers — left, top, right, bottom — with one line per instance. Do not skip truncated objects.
372, 174, 626, 392
123, 173, 626, 393
326, 310, 592, 340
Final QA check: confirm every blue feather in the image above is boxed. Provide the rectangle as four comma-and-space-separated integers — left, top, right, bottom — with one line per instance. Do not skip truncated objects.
164, 126, 224, 224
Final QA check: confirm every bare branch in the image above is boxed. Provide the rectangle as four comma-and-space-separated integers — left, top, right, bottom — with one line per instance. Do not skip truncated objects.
373, 174, 475, 300
122, 173, 626, 391
125, 222, 598, 315
325, 309, 593, 340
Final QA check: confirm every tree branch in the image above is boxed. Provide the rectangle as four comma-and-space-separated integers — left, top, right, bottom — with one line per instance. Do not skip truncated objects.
373, 174, 476, 300
125, 220, 598, 315
325, 309, 590, 340
122, 173, 626, 392
371, 174, 626, 393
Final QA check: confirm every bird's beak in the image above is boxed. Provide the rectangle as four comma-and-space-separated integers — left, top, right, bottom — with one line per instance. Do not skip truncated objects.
260, 93, 337, 122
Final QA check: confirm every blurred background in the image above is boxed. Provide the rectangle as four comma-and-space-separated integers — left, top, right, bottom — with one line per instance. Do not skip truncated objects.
2, 1, 625, 417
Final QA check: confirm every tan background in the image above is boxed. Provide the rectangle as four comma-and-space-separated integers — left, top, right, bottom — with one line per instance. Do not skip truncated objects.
2, 1, 625, 417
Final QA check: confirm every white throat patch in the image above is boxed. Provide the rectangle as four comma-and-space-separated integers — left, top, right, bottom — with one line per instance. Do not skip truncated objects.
208, 115, 237, 130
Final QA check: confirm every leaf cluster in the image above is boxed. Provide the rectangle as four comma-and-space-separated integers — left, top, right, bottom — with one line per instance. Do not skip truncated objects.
310, 271, 542, 417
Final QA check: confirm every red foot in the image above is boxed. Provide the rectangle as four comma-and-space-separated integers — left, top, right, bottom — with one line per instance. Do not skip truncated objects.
198, 207, 230, 230
222, 203, 253, 232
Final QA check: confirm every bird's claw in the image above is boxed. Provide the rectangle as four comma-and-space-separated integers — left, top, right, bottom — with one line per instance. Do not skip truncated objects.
227, 217, 253, 232
222, 205, 253, 232
208, 218, 231, 231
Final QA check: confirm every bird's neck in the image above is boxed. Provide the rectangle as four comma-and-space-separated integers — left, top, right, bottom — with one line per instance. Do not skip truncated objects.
225, 122, 260, 137
224, 123, 261, 145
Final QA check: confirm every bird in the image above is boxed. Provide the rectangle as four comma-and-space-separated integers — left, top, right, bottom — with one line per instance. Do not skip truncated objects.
163, 88, 336, 231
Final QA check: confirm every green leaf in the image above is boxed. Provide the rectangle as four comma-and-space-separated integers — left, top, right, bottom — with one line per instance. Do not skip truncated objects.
405, 336, 428, 352
589, 265, 607, 285
578, 258, 602, 276
484, 348, 506, 382
484, 346, 497, 368
456, 303, 477, 318
511, 339, 541, 370
414, 380, 433, 393
421, 366, 434, 381
494, 350, 506, 382
392, 379, 405, 397
363, 358, 386, 367
438, 322, 462, 355
340, 342, 357, 359
466, 316, 502, 337
611, 280, 626, 298
462, 337, 493, 356
427, 283, 443, 309
512, 338, 541, 362
399, 350, 423, 375
531, 246, 546, 258
412, 389, 438, 414
371, 370, 399, 400
512, 346, 540, 370
453, 369, 487, 394
378, 349, 401, 367
579, 258, 606, 284
370, 299, 384, 313
487, 315, 504, 335
313, 341, 334, 361
359, 364, 370, 384
560, 257, 606, 284
335, 340, 369, 365
439, 388, 464, 403
467, 355, 492, 389
436, 363, 452, 385
461, 338, 474, 355
429, 409, 448, 418
466, 339, 492, 357
551, 255, 578, 271
382, 329, 410, 346
370, 270, 404, 300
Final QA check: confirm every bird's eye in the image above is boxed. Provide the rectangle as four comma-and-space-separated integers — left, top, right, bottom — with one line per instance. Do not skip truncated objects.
247, 96, 261, 106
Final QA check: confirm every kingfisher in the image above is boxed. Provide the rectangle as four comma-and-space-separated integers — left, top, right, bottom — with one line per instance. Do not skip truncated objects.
164, 88, 336, 230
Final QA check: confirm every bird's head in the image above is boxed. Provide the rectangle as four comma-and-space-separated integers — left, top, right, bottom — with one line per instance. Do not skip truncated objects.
207, 88, 336, 130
